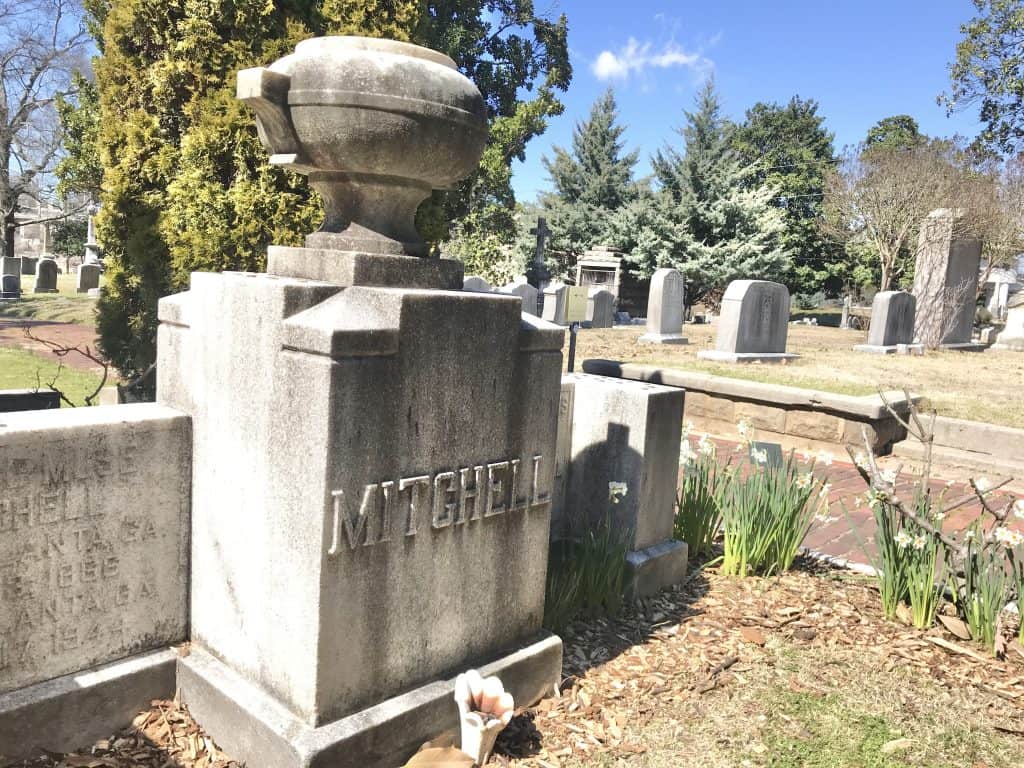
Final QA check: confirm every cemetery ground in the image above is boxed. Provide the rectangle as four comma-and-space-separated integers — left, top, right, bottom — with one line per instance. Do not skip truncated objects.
573, 323, 1024, 429
16, 556, 1024, 768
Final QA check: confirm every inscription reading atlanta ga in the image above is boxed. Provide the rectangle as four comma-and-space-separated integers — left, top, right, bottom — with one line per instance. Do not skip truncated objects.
328, 455, 548, 555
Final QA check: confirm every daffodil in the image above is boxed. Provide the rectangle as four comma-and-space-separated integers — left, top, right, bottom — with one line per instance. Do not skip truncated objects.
894, 530, 912, 549
608, 481, 628, 504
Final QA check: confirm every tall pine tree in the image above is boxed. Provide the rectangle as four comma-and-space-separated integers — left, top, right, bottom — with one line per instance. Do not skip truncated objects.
536, 88, 638, 277
610, 80, 789, 307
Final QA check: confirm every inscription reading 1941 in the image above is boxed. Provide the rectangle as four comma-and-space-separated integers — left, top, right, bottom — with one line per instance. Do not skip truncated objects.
328, 455, 548, 555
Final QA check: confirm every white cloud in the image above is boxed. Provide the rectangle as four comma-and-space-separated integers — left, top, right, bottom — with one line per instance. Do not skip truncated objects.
592, 38, 711, 81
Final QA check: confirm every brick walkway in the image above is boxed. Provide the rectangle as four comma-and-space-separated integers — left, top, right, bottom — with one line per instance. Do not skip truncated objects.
694, 436, 1020, 570
0, 319, 104, 373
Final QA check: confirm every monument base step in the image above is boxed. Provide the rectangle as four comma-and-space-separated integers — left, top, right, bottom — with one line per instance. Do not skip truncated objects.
696, 350, 800, 364
939, 342, 988, 352
638, 333, 689, 345
853, 344, 924, 355
625, 539, 689, 601
177, 634, 563, 768
0, 649, 178, 763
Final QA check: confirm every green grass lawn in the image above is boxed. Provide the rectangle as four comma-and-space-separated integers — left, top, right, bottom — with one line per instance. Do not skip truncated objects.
2, 273, 98, 325
0, 347, 107, 406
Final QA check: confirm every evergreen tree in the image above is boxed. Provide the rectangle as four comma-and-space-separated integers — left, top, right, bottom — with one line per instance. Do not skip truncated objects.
535, 88, 638, 277
63, 1, 570, 377
610, 80, 789, 307
732, 97, 842, 296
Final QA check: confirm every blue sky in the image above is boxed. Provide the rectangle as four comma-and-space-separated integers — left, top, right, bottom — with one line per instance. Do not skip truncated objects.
511, 0, 985, 202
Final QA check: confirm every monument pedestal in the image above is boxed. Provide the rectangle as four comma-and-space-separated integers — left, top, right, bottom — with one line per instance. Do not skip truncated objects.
938, 341, 987, 352
178, 637, 561, 768
638, 332, 688, 345
697, 350, 799, 364
853, 343, 924, 355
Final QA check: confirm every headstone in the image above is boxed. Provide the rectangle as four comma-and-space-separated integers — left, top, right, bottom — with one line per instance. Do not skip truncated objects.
556, 373, 688, 600
528, 217, 551, 288
993, 293, 1024, 351
34, 257, 58, 293
159, 36, 565, 768
638, 267, 688, 344
697, 280, 799, 363
462, 275, 492, 293
0, 257, 20, 277
0, 404, 190, 761
0, 388, 61, 411
20, 256, 37, 276
912, 209, 984, 350
0, 274, 20, 300
840, 295, 852, 330
854, 291, 920, 354
76, 262, 101, 293
542, 281, 568, 325
500, 278, 539, 316
586, 287, 615, 328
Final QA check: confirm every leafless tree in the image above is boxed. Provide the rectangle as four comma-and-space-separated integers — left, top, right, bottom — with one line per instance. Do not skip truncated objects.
23, 324, 108, 405
822, 141, 998, 292
0, 0, 89, 259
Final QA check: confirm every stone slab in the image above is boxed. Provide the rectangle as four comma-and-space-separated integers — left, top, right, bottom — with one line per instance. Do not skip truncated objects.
34, 259, 58, 294
266, 246, 463, 290
713, 280, 792, 355
696, 350, 800, 364
865, 291, 915, 347
638, 333, 688, 345
581, 359, 921, 420
178, 636, 561, 768
0, 404, 190, 695
0, 649, 177, 763
76, 263, 100, 293
624, 539, 688, 602
938, 342, 987, 352
853, 344, 917, 355
19, 257, 37, 277
644, 268, 685, 338
912, 209, 981, 346
0, 389, 61, 412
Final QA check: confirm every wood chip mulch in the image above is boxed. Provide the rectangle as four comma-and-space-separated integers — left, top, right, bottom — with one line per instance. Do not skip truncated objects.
16, 556, 1024, 767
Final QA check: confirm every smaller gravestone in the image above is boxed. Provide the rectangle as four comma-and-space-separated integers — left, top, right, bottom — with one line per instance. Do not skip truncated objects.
586, 287, 615, 328
993, 293, 1024, 351
542, 282, 568, 325
77, 262, 101, 293
500, 278, 539, 316
697, 279, 799, 363
0, 257, 20, 278
20, 256, 37, 276
34, 257, 58, 293
639, 267, 688, 344
462, 275, 492, 293
854, 291, 920, 354
0, 274, 20, 299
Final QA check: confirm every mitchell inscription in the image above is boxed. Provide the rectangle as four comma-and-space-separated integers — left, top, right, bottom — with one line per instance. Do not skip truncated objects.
328, 455, 549, 555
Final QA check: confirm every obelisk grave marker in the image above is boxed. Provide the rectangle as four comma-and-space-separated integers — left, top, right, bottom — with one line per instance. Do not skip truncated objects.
160, 36, 564, 768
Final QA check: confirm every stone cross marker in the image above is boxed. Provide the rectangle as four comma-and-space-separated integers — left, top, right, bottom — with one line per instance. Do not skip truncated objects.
912, 209, 983, 350
529, 217, 550, 288
156, 36, 566, 768
854, 291, 919, 354
639, 267, 688, 344
697, 280, 799, 363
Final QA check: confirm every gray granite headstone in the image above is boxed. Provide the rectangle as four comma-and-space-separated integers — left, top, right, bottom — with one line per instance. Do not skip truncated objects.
462, 275, 492, 293
20, 256, 37, 276
697, 280, 798, 363
586, 287, 615, 328
0, 257, 20, 278
542, 281, 568, 325
639, 267, 687, 344
34, 258, 58, 293
501, 279, 539, 316
0, 388, 61, 411
912, 209, 983, 349
0, 274, 20, 299
76, 262, 101, 293
854, 291, 919, 354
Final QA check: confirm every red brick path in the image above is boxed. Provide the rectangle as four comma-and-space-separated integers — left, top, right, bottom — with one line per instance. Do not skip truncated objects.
0, 319, 104, 374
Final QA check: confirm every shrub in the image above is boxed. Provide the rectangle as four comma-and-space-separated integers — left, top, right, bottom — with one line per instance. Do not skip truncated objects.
674, 432, 728, 558
721, 450, 827, 577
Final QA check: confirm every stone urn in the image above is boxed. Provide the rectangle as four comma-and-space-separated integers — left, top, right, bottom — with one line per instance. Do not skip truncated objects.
238, 36, 488, 257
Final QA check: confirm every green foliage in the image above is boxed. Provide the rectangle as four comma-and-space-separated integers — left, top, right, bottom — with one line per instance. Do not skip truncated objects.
942, 0, 1024, 155
865, 493, 909, 621
0, 348, 107, 407
51, 218, 88, 262
609, 80, 790, 307
954, 522, 1011, 650
674, 432, 727, 558
732, 97, 844, 296
67, 0, 570, 377
535, 88, 638, 277
720, 450, 825, 577
55, 75, 103, 199
865, 115, 925, 150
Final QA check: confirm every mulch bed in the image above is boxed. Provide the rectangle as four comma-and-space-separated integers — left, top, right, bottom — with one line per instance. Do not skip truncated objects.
15, 557, 1024, 768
